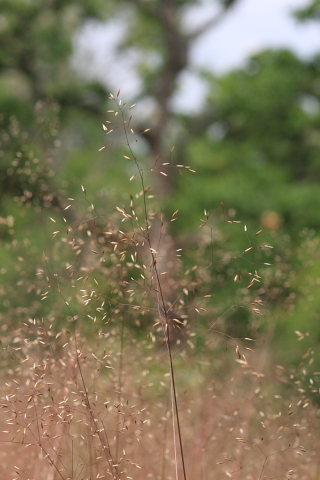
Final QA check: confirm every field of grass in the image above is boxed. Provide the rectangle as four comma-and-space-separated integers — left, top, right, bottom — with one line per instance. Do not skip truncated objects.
1, 96, 319, 480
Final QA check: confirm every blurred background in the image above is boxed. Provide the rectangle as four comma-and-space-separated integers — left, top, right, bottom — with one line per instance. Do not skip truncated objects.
1, 0, 320, 365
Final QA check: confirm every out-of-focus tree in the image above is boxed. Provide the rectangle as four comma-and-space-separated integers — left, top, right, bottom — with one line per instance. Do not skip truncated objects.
81, 0, 241, 305
114, 0, 239, 195
0, 0, 114, 216
0, 0, 116, 318
174, 49, 320, 231
170, 47, 320, 357
295, 0, 320, 21
0, 0, 110, 117
0, 0, 240, 213
4, 0, 320, 353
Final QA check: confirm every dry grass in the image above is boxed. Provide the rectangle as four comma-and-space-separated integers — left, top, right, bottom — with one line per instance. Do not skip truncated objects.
1, 331, 319, 479
0, 94, 319, 480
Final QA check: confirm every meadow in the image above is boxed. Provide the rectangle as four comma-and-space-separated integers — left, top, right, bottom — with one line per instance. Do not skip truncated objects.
0, 96, 319, 480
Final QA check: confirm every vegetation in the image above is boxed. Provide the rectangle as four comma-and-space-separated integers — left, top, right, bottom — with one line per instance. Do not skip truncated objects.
0, 1, 320, 478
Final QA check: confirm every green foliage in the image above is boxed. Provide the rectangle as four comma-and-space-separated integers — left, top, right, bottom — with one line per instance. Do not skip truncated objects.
2, 0, 320, 368
295, 0, 320, 21
174, 50, 320, 234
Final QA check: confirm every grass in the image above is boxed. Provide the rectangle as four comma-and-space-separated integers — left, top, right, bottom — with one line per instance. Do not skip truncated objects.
0, 94, 319, 480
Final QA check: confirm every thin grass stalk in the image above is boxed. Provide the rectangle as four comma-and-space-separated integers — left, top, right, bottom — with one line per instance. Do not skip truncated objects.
171, 376, 179, 480
43, 258, 121, 480
115, 277, 126, 465
160, 394, 169, 480
31, 397, 67, 480
74, 334, 121, 480
118, 104, 187, 480
71, 439, 74, 480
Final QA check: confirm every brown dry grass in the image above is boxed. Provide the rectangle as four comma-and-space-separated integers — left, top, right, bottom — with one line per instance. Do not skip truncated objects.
1, 330, 319, 480
0, 94, 319, 480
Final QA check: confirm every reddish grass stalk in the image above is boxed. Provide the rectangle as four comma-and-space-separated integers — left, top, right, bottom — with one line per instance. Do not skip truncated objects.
44, 261, 121, 480
115, 314, 125, 465
31, 397, 67, 480
118, 104, 188, 480
74, 333, 121, 480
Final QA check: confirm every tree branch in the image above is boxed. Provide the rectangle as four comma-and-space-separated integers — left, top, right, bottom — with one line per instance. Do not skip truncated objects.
188, 0, 238, 41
